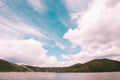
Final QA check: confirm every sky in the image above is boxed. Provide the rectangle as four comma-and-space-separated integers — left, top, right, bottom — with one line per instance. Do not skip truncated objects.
0, 0, 120, 67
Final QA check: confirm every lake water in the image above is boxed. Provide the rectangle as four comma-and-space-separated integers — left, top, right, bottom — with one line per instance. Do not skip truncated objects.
0, 72, 120, 80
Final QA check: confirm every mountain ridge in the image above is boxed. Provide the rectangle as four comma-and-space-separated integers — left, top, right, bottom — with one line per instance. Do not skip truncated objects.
0, 58, 120, 72
67, 59, 120, 72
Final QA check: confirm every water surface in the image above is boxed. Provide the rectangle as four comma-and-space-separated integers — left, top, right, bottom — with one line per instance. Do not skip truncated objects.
0, 72, 119, 80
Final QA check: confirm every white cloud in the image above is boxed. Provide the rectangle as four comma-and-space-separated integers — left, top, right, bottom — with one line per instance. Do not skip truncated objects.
27, 0, 44, 12
64, 0, 90, 12
0, 16, 47, 40
0, 39, 74, 67
0, 0, 4, 8
63, 0, 120, 63
0, 39, 60, 67
55, 41, 65, 50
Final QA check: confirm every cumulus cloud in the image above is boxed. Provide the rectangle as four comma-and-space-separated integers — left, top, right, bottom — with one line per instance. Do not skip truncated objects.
0, 39, 61, 67
0, 38, 74, 67
63, 0, 120, 63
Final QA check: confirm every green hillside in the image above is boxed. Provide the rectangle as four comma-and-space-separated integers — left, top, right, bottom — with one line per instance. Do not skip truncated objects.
0, 59, 27, 72
0, 58, 120, 72
67, 59, 120, 72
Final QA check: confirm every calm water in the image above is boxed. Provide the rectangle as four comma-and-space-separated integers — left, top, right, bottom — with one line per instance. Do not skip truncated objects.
0, 72, 120, 80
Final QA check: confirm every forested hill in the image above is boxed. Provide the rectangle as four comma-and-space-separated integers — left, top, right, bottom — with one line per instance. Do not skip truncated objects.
0, 59, 27, 72
65, 59, 120, 72
0, 59, 120, 72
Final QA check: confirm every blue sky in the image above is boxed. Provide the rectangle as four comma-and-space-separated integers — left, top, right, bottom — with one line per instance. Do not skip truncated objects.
0, 0, 120, 67
4, 0, 79, 58
0, 0, 82, 66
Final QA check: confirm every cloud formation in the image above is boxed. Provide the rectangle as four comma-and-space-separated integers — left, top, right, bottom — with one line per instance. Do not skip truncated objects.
1, 0, 120, 67
0, 39, 59, 67
64, 0, 89, 12
63, 0, 120, 63
27, 0, 44, 12
0, 39, 74, 67
0, 16, 47, 40
0, 1, 61, 67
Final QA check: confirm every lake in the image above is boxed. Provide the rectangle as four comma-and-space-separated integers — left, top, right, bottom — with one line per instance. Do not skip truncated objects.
0, 72, 120, 80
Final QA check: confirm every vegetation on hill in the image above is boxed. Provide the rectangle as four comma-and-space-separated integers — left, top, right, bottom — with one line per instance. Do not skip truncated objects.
0, 59, 120, 72
0, 59, 26, 72
66, 59, 120, 72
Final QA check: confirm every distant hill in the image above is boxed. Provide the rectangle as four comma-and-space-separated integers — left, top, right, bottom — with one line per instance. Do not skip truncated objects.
0, 58, 120, 72
0, 59, 27, 72
67, 59, 120, 72
69, 63, 82, 68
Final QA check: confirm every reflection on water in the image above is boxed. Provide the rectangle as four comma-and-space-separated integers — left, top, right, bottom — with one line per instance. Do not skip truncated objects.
0, 72, 120, 80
